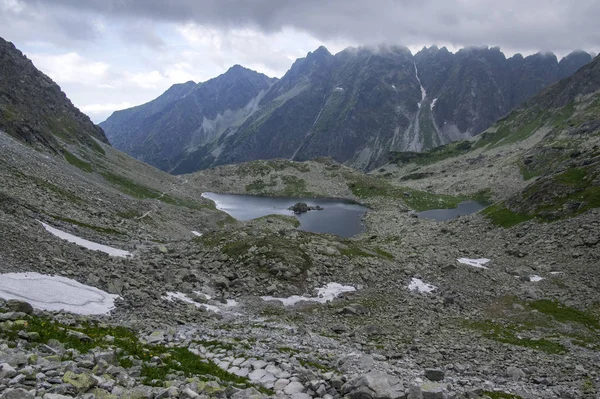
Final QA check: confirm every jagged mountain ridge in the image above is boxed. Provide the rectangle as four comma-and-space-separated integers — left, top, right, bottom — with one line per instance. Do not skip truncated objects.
0, 37, 108, 153
101, 45, 592, 173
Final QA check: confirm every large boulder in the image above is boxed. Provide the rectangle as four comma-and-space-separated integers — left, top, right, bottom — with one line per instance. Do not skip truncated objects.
343, 371, 404, 399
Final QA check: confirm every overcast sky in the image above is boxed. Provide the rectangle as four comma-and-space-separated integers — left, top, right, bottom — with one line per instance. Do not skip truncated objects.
1, 0, 599, 123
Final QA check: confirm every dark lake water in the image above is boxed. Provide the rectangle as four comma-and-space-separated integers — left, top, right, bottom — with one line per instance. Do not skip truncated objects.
417, 200, 488, 221
202, 192, 368, 237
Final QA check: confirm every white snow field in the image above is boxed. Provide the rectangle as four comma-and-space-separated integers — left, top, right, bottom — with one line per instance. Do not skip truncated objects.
408, 278, 437, 293
457, 258, 490, 269
40, 221, 132, 258
163, 291, 238, 313
261, 282, 356, 306
0, 272, 119, 315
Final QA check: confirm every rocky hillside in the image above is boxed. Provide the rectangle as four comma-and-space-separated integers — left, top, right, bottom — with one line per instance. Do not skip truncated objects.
386, 54, 600, 227
0, 37, 108, 153
101, 45, 591, 173
100, 66, 276, 171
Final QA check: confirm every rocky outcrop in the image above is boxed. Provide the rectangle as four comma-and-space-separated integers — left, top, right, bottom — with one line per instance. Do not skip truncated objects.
0, 37, 108, 153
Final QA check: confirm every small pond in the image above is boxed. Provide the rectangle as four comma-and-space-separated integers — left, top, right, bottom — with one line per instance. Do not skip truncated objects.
202, 192, 368, 237
417, 200, 488, 221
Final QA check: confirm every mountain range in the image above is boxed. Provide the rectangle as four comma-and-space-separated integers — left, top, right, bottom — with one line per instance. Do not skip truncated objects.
101, 45, 592, 173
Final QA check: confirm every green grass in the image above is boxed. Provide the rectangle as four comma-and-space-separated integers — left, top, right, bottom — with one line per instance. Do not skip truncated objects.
554, 167, 587, 185
63, 150, 93, 173
465, 320, 566, 354
347, 174, 470, 211
374, 248, 394, 260
390, 140, 473, 166
280, 175, 314, 196
102, 171, 163, 199
50, 215, 125, 236
481, 203, 534, 228
245, 178, 276, 192
101, 171, 212, 211
529, 300, 600, 330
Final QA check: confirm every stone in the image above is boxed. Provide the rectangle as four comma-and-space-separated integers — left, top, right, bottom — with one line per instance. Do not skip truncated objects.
345, 371, 404, 399
94, 351, 117, 365
6, 300, 34, 314
331, 324, 348, 334
284, 381, 306, 395
274, 379, 290, 391
506, 366, 526, 380
230, 387, 263, 399
145, 331, 165, 344
248, 368, 267, 381
0, 363, 17, 379
421, 382, 445, 399
291, 394, 312, 399
66, 330, 92, 342
43, 395, 74, 399
122, 385, 154, 399
425, 369, 444, 382
63, 371, 98, 393
2, 388, 34, 399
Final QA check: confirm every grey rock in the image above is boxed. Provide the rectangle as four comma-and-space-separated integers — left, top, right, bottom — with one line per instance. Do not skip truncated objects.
284, 381, 306, 395
6, 300, 34, 314
506, 366, 526, 380
425, 369, 445, 382
1, 388, 34, 399
0, 363, 17, 379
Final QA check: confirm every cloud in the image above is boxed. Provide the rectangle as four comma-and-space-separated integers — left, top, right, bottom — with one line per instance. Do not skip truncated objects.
29, 52, 110, 86
79, 102, 134, 116
18, 0, 600, 54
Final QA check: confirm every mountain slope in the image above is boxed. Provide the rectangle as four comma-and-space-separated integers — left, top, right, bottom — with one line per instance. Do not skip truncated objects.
0, 37, 108, 153
387, 54, 600, 226
101, 66, 276, 171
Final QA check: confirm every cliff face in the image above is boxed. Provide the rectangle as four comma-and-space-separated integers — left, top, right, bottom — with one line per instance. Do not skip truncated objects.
0, 37, 108, 152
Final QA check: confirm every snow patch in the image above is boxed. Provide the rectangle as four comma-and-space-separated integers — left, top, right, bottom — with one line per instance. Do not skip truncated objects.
530, 275, 544, 282
0, 272, 119, 315
334, 87, 344, 92
191, 231, 202, 237
431, 98, 438, 109
408, 278, 437, 293
391, 85, 396, 90
549, 272, 563, 275
40, 222, 131, 258
457, 258, 490, 269
261, 283, 356, 306
163, 291, 237, 313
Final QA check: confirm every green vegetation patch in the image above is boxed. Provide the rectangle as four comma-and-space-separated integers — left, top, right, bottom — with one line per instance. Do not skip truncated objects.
529, 300, 600, 330
101, 171, 212, 211
280, 175, 314, 197
464, 320, 566, 354
245, 178, 276, 192
51, 215, 125, 236
347, 173, 488, 211
390, 140, 473, 166
2, 314, 265, 391
481, 203, 534, 228
63, 150, 93, 173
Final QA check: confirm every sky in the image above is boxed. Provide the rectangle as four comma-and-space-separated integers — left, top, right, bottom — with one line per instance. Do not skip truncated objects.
1, 0, 599, 123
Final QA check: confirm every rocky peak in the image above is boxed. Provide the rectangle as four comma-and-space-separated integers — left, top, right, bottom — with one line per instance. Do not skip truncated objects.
0, 37, 108, 152
559, 50, 593, 79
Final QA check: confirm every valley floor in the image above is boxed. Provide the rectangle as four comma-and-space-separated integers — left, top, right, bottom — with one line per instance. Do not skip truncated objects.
1, 131, 599, 399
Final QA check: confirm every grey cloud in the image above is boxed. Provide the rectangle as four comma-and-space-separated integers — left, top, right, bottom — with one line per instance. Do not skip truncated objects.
18, 0, 600, 54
